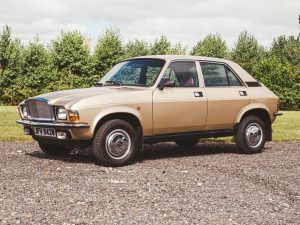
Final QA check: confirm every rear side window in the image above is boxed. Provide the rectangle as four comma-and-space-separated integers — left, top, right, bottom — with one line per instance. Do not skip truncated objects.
200, 62, 242, 87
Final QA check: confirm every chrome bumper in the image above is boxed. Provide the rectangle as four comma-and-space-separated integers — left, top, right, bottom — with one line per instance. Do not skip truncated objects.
274, 112, 283, 116
16, 120, 90, 128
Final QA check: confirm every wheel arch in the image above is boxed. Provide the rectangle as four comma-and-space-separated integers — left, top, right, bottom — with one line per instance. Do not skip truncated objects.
93, 108, 142, 131
236, 104, 272, 141
91, 107, 144, 148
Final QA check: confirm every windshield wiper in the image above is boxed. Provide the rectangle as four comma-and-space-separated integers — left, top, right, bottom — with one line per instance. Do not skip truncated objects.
105, 80, 123, 86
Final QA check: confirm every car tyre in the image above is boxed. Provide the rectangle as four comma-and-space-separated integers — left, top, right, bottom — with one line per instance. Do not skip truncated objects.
175, 138, 200, 148
93, 119, 138, 167
235, 115, 266, 154
38, 142, 73, 156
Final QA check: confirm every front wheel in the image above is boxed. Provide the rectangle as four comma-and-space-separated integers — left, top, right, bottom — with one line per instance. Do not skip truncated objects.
93, 119, 138, 167
235, 115, 266, 154
38, 142, 73, 156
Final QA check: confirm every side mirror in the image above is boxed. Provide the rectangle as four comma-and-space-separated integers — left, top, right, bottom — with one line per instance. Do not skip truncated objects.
158, 79, 176, 90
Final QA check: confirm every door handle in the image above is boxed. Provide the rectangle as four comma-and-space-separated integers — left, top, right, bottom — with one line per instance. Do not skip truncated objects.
194, 92, 203, 97
239, 91, 247, 96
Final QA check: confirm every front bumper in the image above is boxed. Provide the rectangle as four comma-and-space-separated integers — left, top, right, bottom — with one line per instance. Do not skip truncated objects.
16, 120, 91, 145
16, 120, 90, 128
274, 112, 283, 116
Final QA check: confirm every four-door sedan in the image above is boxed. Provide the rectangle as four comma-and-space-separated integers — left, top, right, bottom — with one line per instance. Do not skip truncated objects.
17, 55, 282, 166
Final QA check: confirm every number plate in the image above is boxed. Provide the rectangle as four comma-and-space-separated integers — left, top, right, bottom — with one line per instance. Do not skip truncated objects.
33, 127, 56, 137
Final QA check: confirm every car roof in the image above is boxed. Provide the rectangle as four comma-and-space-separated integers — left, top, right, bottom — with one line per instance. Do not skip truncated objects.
130, 55, 257, 82
131, 55, 231, 63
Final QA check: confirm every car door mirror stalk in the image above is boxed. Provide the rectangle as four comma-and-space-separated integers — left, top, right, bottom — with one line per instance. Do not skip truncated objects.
158, 79, 176, 90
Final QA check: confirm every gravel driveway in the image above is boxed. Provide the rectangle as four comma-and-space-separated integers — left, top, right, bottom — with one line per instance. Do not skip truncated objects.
0, 141, 299, 224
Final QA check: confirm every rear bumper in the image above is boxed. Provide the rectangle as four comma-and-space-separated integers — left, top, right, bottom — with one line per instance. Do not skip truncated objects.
16, 120, 90, 128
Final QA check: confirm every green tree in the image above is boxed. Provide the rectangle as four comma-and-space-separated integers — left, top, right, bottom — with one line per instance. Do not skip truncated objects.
271, 35, 300, 67
230, 31, 265, 73
150, 35, 186, 55
191, 34, 228, 58
0, 26, 24, 104
23, 37, 48, 74
169, 42, 186, 55
150, 35, 171, 55
45, 70, 90, 93
20, 37, 53, 98
50, 31, 91, 76
252, 57, 300, 110
94, 28, 124, 77
124, 39, 150, 58
0, 25, 12, 72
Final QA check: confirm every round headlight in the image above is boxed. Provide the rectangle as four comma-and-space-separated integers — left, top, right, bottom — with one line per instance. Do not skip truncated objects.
57, 108, 67, 120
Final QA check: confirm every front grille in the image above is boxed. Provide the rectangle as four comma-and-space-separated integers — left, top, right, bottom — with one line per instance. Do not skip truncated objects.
25, 99, 54, 121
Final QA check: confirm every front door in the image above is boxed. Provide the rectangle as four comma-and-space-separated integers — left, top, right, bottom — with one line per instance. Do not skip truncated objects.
153, 61, 207, 135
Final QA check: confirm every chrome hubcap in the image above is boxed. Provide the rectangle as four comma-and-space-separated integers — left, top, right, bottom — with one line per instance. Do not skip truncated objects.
245, 123, 263, 148
105, 129, 131, 159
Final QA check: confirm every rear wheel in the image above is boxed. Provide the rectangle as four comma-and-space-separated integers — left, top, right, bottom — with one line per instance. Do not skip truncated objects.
175, 138, 200, 148
235, 115, 266, 154
38, 142, 73, 156
93, 119, 138, 167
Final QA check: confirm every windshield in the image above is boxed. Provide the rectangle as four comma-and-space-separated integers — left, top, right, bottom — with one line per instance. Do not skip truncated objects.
99, 59, 165, 86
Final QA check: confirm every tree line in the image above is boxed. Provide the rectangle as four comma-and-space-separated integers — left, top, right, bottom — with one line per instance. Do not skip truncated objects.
0, 25, 299, 109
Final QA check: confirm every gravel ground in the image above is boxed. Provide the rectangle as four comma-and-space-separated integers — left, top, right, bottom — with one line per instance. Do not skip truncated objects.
0, 141, 299, 225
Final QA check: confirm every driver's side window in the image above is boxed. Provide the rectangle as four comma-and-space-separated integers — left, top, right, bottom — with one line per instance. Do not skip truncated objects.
162, 67, 179, 86
162, 61, 199, 87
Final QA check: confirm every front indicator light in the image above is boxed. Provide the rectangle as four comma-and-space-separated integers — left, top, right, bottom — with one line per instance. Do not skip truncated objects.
68, 111, 79, 121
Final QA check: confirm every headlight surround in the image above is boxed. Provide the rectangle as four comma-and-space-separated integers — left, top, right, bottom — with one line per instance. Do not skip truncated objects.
56, 108, 67, 120
22, 106, 28, 118
19, 105, 28, 119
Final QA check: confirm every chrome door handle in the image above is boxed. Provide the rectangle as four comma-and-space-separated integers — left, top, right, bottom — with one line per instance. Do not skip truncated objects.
194, 92, 203, 97
239, 91, 247, 96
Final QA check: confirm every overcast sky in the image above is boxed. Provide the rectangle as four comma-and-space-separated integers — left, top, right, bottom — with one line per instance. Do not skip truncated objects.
1, 0, 299, 50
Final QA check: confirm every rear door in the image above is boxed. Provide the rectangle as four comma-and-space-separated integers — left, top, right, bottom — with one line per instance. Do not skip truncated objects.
152, 61, 207, 135
198, 61, 251, 130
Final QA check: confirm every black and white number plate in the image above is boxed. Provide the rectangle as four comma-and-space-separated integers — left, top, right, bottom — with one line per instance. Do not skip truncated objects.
33, 127, 56, 137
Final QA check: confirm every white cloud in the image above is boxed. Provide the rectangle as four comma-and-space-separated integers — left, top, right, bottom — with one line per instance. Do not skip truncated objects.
0, 0, 299, 49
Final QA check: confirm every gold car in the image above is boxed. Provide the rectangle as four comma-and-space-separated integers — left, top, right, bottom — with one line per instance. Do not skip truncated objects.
17, 55, 282, 166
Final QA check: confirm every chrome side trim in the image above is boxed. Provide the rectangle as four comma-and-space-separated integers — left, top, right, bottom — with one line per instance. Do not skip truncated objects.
16, 120, 90, 128
274, 112, 283, 116
144, 129, 233, 144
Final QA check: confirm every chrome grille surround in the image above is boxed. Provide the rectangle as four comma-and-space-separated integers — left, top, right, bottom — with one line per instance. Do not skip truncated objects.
25, 98, 54, 121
